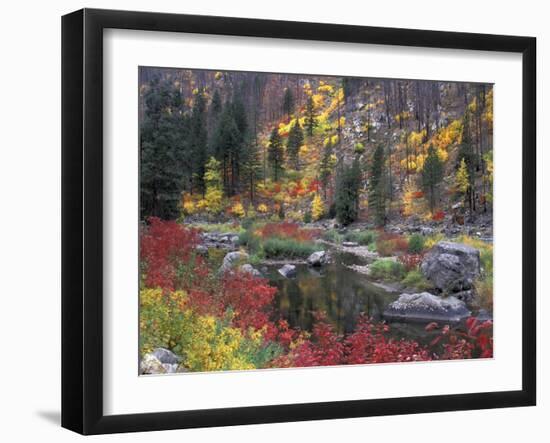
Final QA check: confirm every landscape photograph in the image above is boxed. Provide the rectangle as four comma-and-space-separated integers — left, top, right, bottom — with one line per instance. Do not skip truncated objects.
138, 66, 494, 374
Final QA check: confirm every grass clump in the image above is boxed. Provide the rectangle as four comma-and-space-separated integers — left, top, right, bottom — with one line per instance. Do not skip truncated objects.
263, 237, 322, 259
344, 230, 377, 246
191, 222, 243, 234
457, 235, 493, 310
323, 229, 343, 244
369, 259, 405, 281
401, 269, 431, 290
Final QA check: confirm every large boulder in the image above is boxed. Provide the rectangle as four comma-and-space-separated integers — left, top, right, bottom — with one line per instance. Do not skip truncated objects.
421, 241, 480, 293
307, 250, 329, 267
278, 264, 297, 278
383, 292, 471, 323
140, 354, 166, 375
152, 347, 180, 365
219, 251, 249, 273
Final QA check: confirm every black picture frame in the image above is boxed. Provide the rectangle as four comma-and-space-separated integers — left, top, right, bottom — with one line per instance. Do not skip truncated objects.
62, 8, 536, 435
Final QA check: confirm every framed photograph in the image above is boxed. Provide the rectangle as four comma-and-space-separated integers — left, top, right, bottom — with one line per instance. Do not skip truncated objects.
62, 8, 536, 435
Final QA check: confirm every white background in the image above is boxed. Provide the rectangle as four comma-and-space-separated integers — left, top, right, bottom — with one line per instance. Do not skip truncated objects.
104, 29, 522, 415
0, 0, 547, 441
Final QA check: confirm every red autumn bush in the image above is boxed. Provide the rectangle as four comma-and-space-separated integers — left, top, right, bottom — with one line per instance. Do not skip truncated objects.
260, 222, 321, 242
273, 314, 431, 368
432, 210, 445, 221
376, 232, 409, 256
222, 271, 277, 333
427, 317, 493, 359
140, 217, 209, 291
398, 253, 424, 271
308, 179, 321, 193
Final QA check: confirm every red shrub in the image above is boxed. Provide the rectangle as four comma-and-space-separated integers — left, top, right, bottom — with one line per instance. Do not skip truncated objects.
222, 271, 277, 333
140, 217, 208, 291
260, 222, 321, 242
376, 231, 409, 256
308, 179, 321, 193
412, 191, 424, 199
426, 317, 493, 360
398, 254, 424, 271
274, 314, 431, 368
432, 210, 445, 221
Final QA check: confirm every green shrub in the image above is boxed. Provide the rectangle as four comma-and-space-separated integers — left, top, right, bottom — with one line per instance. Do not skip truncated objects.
401, 269, 431, 290
323, 229, 343, 244
262, 237, 321, 259
303, 211, 312, 224
241, 218, 255, 230
408, 233, 425, 254
345, 230, 377, 246
238, 228, 261, 254
369, 259, 405, 281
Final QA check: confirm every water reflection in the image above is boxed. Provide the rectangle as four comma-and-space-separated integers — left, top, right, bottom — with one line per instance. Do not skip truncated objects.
267, 262, 396, 335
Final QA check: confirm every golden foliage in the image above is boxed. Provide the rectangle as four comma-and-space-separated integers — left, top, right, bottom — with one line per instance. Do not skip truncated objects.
311, 194, 324, 221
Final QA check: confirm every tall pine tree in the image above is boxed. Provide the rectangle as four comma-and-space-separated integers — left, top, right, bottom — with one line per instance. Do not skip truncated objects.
422, 144, 444, 214
369, 143, 386, 226
457, 111, 476, 216
140, 77, 189, 219
268, 127, 284, 181
287, 120, 304, 170
282, 87, 294, 119
305, 95, 317, 136
190, 89, 208, 194
335, 158, 361, 225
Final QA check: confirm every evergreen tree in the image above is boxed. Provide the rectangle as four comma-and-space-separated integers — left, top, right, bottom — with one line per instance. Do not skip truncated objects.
457, 111, 476, 215
305, 95, 317, 136
229, 93, 249, 193
422, 144, 444, 214
211, 89, 222, 115
287, 120, 304, 170
282, 87, 294, 119
268, 127, 284, 181
213, 104, 240, 195
241, 136, 261, 202
207, 89, 223, 154
335, 158, 361, 225
369, 143, 386, 226
140, 77, 189, 219
190, 89, 208, 194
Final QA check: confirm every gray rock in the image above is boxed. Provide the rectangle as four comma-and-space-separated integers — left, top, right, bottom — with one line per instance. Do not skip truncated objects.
152, 347, 180, 364
421, 242, 480, 293
162, 363, 179, 374
453, 289, 475, 303
383, 292, 471, 323
420, 226, 434, 236
307, 250, 329, 267
230, 235, 240, 246
140, 354, 166, 375
342, 241, 359, 247
219, 251, 249, 273
239, 263, 262, 277
476, 309, 493, 322
278, 264, 297, 278
195, 244, 208, 255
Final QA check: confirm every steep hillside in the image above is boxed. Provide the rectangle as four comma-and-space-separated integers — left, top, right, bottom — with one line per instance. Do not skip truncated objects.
139, 67, 493, 237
